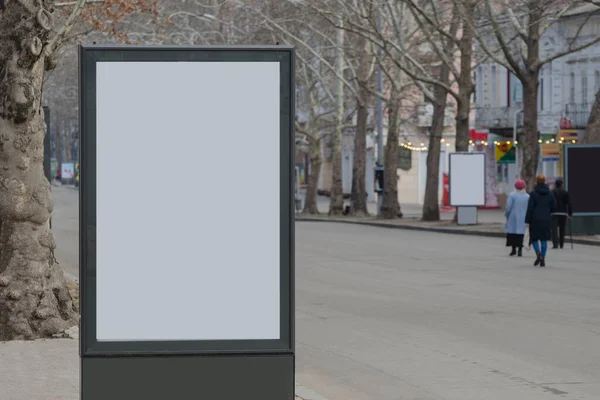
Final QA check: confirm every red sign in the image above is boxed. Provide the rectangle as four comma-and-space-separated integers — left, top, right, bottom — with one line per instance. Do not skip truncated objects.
469, 129, 488, 141
443, 173, 449, 206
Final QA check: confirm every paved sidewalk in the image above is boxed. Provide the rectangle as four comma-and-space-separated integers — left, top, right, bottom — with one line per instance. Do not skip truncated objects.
308, 194, 506, 223
0, 339, 79, 400
0, 336, 325, 400
296, 214, 600, 247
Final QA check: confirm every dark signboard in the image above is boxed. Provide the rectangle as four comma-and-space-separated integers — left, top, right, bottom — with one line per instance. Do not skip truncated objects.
564, 145, 600, 215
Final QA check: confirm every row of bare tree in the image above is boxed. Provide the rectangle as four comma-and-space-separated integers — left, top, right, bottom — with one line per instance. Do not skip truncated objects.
44, 0, 600, 222
230, 0, 600, 221
42, 0, 600, 222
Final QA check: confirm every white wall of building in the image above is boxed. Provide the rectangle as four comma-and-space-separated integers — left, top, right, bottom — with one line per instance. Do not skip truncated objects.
475, 10, 600, 134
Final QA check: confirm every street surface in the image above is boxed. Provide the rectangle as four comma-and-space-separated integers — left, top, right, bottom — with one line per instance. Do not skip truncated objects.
43, 187, 600, 399
296, 222, 600, 400
52, 184, 79, 280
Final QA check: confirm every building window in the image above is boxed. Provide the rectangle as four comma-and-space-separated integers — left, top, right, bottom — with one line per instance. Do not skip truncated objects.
582, 73, 588, 104
595, 70, 600, 94
570, 72, 575, 104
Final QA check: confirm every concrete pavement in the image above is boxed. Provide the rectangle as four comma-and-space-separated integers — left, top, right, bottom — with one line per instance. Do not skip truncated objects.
0, 184, 324, 400
309, 194, 506, 223
296, 222, 600, 400
4, 187, 600, 399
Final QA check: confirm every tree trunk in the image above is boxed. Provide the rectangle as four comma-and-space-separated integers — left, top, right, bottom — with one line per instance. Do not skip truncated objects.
329, 17, 345, 216
0, 1, 78, 340
349, 32, 371, 217
455, 2, 474, 154
520, 3, 542, 192
302, 138, 322, 214
581, 89, 600, 144
65, 132, 72, 162
380, 102, 401, 219
452, 20, 474, 223
520, 76, 540, 191
350, 97, 369, 216
422, 9, 458, 222
422, 94, 447, 221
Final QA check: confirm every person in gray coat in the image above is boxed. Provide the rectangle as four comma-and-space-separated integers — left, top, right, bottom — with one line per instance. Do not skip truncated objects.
504, 179, 530, 256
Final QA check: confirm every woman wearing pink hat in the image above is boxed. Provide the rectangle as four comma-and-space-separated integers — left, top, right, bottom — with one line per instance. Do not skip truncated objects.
504, 179, 530, 256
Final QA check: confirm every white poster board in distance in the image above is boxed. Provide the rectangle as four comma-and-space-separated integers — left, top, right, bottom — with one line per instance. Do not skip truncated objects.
61, 162, 75, 179
449, 152, 486, 207
95, 61, 281, 342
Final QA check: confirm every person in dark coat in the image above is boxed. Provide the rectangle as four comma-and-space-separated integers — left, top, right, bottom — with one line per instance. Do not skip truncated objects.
525, 174, 557, 267
551, 179, 572, 249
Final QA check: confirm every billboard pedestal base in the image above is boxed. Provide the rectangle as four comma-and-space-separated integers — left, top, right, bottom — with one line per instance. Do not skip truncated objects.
457, 206, 477, 225
81, 354, 294, 400
569, 215, 600, 235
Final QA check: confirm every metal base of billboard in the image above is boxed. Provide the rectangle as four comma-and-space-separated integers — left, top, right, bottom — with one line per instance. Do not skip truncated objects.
568, 215, 600, 236
457, 206, 478, 225
82, 354, 294, 400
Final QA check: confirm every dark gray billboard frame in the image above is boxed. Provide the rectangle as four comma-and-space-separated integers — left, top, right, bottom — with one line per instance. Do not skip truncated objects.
79, 45, 295, 400
563, 144, 600, 217
563, 144, 600, 235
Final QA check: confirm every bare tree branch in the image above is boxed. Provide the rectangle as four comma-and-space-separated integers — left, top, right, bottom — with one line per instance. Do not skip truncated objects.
45, 0, 88, 57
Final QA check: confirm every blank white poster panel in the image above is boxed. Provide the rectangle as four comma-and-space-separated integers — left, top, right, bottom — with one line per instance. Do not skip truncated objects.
449, 153, 486, 206
95, 61, 281, 341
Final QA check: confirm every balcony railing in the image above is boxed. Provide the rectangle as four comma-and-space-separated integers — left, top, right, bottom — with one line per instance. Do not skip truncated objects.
564, 103, 592, 129
474, 106, 520, 130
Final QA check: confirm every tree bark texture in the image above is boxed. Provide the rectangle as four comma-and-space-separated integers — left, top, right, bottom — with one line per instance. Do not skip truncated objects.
350, 96, 369, 216
380, 102, 401, 219
521, 77, 540, 192
0, 1, 78, 340
422, 90, 447, 222
349, 32, 371, 217
302, 138, 322, 214
329, 18, 345, 216
328, 124, 344, 215
581, 90, 600, 144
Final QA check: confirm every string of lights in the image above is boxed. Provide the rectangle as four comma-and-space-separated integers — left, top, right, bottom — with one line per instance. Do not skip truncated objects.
400, 136, 579, 152
489, 138, 579, 146
400, 138, 453, 152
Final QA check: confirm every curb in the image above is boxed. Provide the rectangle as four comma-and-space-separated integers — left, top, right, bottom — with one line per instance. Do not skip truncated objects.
296, 383, 329, 400
64, 272, 79, 285
296, 217, 600, 247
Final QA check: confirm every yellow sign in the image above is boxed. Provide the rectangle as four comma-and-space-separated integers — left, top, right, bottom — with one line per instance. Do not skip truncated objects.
558, 129, 578, 141
541, 144, 560, 161
495, 142, 515, 164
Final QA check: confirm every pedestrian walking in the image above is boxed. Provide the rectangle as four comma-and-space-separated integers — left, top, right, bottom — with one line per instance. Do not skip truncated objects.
504, 179, 529, 257
551, 179, 572, 249
525, 174, 557, 267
